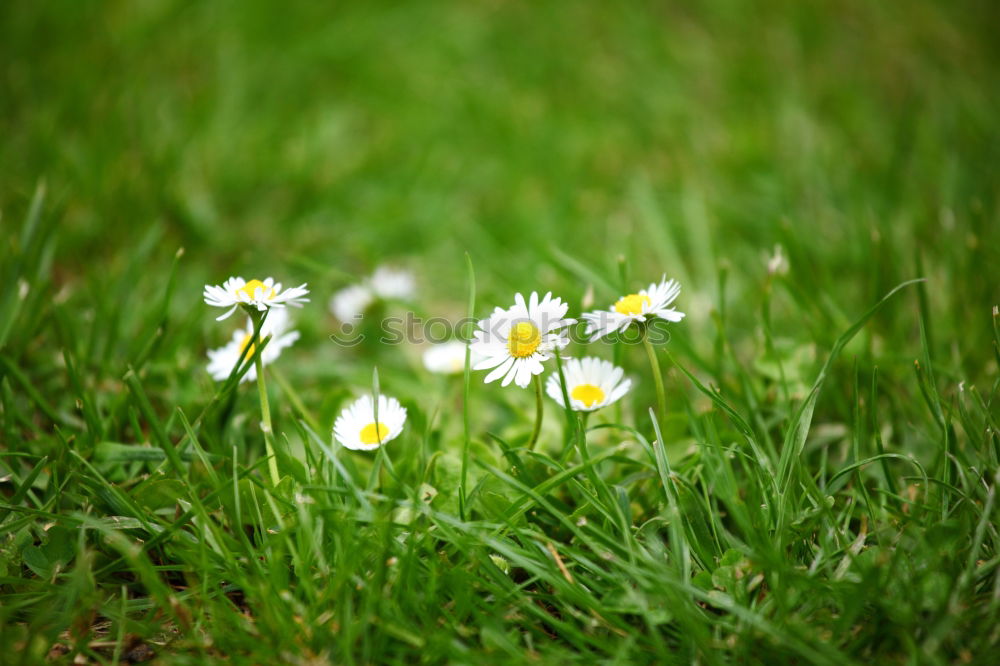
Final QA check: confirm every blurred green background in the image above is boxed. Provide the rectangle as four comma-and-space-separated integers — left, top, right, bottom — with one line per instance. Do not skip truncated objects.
2, 0, 998, 377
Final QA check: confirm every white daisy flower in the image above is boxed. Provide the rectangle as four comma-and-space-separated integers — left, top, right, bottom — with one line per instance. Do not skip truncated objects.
330, 284, 374, 322
203, 276, 310, 321
206, 308, 300, 383
369, 266, 416, 300
470, 291, 575, 388
328, 266, 415, 322
545, 357, 631, 412
422, 340, 480, 375
333, 394, 407, 451
582, 275, 684, 341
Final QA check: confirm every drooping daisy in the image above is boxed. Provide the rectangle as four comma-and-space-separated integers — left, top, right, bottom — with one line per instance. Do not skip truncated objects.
333, 394, 407, 451
204, 276, 310, 321
582, 275, 684, 341
422, 340, 480, 375
545, 357, 631, 412
471, 292, 575, 388
330, 284, 375, 322
369, 266, 416, 300
206, 308, 300, 383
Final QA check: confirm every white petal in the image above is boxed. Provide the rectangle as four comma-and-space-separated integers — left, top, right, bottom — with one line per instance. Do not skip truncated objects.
473, 351, 509, 371
485, 357, 515, 384
652, 308, 685, 322
215, 305, 239, 321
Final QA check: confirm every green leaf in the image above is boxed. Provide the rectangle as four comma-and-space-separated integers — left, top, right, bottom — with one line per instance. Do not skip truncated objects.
21, 544, 50, 578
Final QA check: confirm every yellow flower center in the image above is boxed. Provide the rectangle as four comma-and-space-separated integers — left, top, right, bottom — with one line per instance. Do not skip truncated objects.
360, 422, 390, 445
238, 279, 275, 300
570, 383, 606, 407
238, 333, 256, 360
508, 321, 541, 358
614, 293, 651, 316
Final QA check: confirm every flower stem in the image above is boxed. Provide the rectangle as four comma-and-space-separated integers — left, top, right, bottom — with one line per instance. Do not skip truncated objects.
554, 352, 578, 461
252, 320, 280, 486
553, 352, 574, 445
642, 330, 668, 433
528, 374, 544, 450
460, 253, 476, 521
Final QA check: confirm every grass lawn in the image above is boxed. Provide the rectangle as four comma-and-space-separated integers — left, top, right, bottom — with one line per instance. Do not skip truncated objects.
2, 0, 999, 663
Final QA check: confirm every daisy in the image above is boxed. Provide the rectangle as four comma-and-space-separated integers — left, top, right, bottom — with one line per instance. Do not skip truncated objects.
546, 357, 631, 412
333, 394, 407, 451
582, 275, 684, 341
328, 266, 415, 322
470, 292, 574, 388
203, 276, 310, 321
206, 308, 300, 383
369, 265, 416, 300
330, 284, 374, 322
422, 340, 480, 375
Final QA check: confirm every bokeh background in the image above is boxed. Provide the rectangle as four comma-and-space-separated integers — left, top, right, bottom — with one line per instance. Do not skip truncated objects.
2, 0, 998, 401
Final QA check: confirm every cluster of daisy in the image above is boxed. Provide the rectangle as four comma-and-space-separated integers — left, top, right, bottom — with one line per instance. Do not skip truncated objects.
468, 276, 684, 411
202, 271, 683, 464
203, 277, 310, 382
203, 274, 408, 452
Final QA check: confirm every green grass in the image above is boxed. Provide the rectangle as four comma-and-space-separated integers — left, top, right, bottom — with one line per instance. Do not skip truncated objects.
2, 0, 1000, 663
